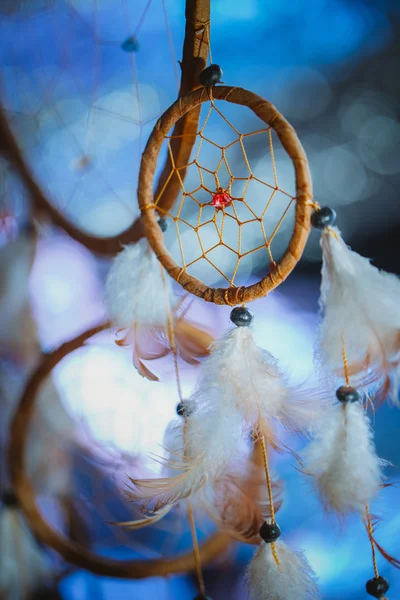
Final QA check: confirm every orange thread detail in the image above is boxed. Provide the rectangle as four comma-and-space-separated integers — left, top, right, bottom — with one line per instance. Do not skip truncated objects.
151, 89, 304, 301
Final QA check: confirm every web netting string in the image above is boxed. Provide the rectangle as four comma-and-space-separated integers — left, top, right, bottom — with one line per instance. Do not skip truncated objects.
0, 0, 197, 253
148, 96, 296, 291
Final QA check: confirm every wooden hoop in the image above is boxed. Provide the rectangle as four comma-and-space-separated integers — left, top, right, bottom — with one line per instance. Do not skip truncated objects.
8, 324, 231, 578
139, 86, 313, 305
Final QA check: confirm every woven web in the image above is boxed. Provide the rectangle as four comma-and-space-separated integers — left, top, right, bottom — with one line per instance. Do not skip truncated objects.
0, 0, 179, 235
154, 97, 296, 288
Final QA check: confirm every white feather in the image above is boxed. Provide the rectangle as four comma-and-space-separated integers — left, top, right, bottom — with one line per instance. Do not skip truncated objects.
105, 239, 173, 329
127, 326, 313, 509
193, 327, 316, 435
247, 540, 320, 600
127, 398, 245, 510
318, 227, 400, 384
0, 507, 52, 600
303, 401, 384, 513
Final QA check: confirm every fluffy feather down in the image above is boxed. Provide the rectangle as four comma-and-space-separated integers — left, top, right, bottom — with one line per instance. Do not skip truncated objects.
126, 400, 245, 511
247, 541, 320, 600
105, 239, 171, 329
196, 327, 317, 440
0, 507, 52, 600
126, 325, 314, 510
107, 241, 213, 380
318, 227, 400, 388
303, 401, 384, 513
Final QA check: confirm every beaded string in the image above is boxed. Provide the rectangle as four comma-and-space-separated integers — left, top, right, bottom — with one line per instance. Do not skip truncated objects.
160, 265, 206, 596
365, 504, 380, 580
341, 338, 382, 587
259, 435, 281, 568
229, 302, 281, 568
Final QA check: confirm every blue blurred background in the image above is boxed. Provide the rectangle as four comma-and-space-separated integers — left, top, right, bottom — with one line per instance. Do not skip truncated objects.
1, 0, 400, 598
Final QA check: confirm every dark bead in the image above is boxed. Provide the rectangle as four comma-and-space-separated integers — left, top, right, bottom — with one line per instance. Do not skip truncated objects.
230, 306, 253, 327
199, 64, 223, 87
366, 576, 390, 598
336, 385, 361, 404
158, 217, 168, 232
2, 491, 18, 507
311, 206, 336, 229
259, 521, 281, 543
121, 36, 139, 53
176, 402, 193, 417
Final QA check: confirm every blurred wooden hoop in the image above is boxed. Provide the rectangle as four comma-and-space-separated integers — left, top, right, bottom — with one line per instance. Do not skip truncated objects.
9, 324, 231, 578
139, 85, 313, 305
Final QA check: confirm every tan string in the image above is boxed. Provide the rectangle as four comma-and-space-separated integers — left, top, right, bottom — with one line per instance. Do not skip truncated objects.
188, 501, 206, 595
342, 340, 380, 581
259, 435, 280, 568
341, 336, 350, 386
365, 504, 379, 579
159, 265, 206, 594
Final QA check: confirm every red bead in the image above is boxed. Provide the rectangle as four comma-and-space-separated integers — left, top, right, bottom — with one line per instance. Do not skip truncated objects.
212, 190, 232, 209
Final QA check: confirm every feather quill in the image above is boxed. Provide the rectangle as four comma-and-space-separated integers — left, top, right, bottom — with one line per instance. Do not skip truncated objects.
247, 540, 320, 600
318, 227, 400, 390
0, 506, 52, 600
303, 401, 384, 513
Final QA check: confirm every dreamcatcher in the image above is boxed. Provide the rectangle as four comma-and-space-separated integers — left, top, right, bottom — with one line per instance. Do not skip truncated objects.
3, 1, 400, 599
105, 23, 400, 600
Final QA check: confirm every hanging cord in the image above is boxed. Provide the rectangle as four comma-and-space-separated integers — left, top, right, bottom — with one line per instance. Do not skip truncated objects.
259, 435, 280, 568
206, 21, 213, 65
365, 504, 380, 580
342, 337, 380, 583
160, 266, 206, 595
341, 336, 350, 387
